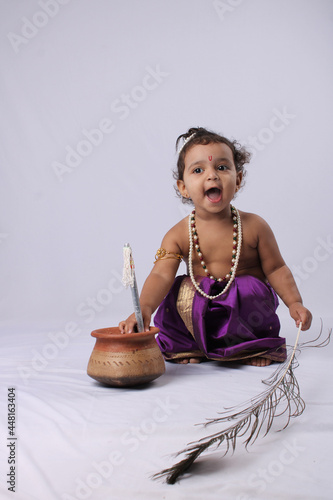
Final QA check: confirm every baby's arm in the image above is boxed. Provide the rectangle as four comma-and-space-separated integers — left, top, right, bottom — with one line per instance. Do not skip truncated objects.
119, 229, 183, 333
255, 216, 312, 330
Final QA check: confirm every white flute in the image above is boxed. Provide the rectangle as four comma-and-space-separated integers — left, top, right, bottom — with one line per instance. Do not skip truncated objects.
122, 243, 144, 333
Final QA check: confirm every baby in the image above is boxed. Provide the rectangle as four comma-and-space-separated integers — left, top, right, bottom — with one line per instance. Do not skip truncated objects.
119, 127, 312, 366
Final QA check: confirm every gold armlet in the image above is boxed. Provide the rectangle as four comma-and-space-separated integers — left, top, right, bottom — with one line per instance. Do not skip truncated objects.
154, 248, 183, 264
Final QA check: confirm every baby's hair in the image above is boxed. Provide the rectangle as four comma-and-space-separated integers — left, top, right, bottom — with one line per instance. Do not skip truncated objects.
174, 127, 251, 204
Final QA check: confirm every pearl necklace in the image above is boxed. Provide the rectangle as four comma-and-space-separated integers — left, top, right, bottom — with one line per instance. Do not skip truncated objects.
188, 205, 242, 299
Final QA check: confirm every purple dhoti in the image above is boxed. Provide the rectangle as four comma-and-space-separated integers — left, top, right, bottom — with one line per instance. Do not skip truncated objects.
154, 275, 286, 362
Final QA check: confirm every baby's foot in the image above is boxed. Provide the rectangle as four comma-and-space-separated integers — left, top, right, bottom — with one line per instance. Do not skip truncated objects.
243, 357, 272, 367
174, 358, 202, 364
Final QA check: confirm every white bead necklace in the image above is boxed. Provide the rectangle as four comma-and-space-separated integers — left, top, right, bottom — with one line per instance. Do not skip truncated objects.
188, 205, 242, 300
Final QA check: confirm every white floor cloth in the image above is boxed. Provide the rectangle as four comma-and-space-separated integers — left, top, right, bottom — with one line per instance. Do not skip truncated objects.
0, 316, 332, 500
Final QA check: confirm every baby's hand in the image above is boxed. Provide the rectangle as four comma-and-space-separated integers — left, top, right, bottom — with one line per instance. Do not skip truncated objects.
289, 302, 312, 331
118, 308, 152, 334
118, 313, 137, 334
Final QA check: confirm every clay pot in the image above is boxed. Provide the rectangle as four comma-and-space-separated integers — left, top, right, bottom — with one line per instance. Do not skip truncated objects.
87, 326, 165, 387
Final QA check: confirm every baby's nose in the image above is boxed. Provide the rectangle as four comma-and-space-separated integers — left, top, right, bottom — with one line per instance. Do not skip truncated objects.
207, 169, 218, 180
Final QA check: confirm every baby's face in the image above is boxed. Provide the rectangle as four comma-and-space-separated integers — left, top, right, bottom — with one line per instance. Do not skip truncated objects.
177, 142, 241, 212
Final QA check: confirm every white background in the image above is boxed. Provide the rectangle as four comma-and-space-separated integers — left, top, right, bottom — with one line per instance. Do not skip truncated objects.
1, 0, 333, 332
0, 2, 333, 499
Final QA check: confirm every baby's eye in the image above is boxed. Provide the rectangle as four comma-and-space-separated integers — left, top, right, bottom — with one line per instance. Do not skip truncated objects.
217, 165, 228, 171
193, 167, 203, 174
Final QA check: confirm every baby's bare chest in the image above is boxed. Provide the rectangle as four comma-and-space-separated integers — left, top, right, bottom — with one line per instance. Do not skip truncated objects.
181, 223, 260, 273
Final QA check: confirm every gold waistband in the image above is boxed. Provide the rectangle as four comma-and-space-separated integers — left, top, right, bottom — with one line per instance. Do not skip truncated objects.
176, 277, 196, 337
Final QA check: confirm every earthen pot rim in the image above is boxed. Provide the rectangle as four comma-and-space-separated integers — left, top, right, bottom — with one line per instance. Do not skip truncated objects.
91, 326, 159, 340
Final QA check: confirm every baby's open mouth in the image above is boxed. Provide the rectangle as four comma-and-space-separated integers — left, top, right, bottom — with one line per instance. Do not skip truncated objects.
205, 187, 222, 202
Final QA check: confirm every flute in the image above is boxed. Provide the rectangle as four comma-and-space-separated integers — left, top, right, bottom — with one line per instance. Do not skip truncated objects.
122, 243, 144, 333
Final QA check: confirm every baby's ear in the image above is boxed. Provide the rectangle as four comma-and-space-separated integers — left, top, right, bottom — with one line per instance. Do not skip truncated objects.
177, 179, 188, 199
236, 171, 243, 190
